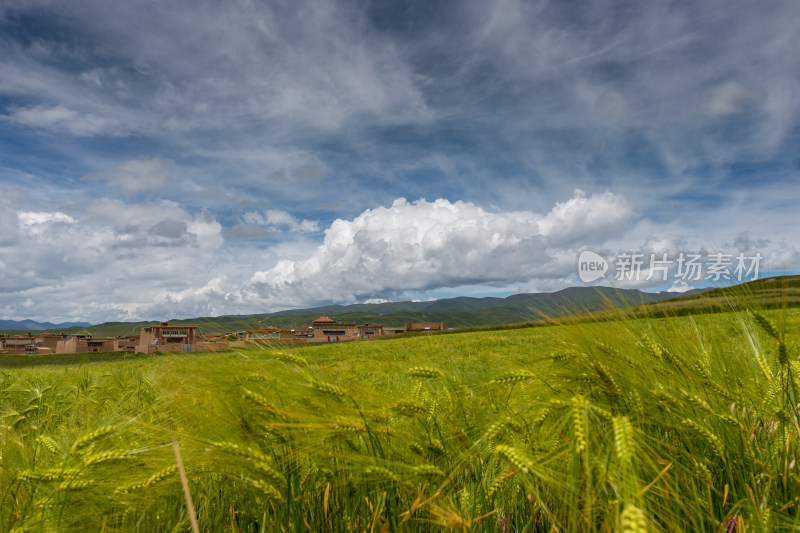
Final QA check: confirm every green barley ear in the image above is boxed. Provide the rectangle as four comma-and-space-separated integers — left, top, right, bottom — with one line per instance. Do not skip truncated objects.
309, 381, 347, 398
332, 417, 364, 433
590, 361, 622, 399
270, 351, 309, 368
58, 479, 96, 491
571, 396, 587, 454
619, 504, 648, 533
682, 419, 724, 459
612, 416, 635, 466
83, 449, 134, 466
211, 441, 287, 488
532, 408, 551, 427
412, 464, 444, 479
494, 444, 535, 475
759, 381, 781, 412
36, 435, 62, 456
427, 439, 445, 456
116, 465, 179, 493
490, 369, 535, 384
18, 468, 81, 482
249, 478, 285, 501
71, 425, 117, 454
486, 470, 513, 498
551, 349, 581, 362
640, 335, 664, 362
408, 366, 443, 378
364, 465, 401, 483
751, 311, 780, 341
241, 388, 281, 414
409, 442, 425, 456
391, 400, 428, 416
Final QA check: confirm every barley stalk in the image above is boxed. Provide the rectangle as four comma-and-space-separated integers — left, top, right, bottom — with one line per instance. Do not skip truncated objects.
249, 478, 284, 501
494, 444, 535, 475
71, 425, 116, 453
613, 416, 635, 466
572, 396, 587, 454
391, 400, 428, 416
310, 381, 347, 398
491, 370, 535, 384
36, 435, 61, 456
18, 468, 81, 482
752, 311, 780, 341
270, 351, 309, 368
84, 449, 134, 466
619, 504, 648, 533
408, 366, 443, 379
412, 464, 444, 479
116, 465, 179, 493
364, 465, 401, 483
682, 419, 724, 459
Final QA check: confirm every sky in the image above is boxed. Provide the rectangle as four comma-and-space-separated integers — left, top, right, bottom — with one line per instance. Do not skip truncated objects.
1, 0, 799, 323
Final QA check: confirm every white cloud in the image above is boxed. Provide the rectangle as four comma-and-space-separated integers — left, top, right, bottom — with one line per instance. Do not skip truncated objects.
85, 158, 173, 195
18, 211, 77, 237
1, 197, 227, 322
247, 191, 633, 307
241, 209, 319, 235
704, 81, 754, 116
18, 211, 76, 226
667, 279, 694, 293
3, 104, 118, 137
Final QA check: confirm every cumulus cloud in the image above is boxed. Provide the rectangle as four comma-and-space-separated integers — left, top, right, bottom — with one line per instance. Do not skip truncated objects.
0, 196, 227, 321
247, 191, 633, 307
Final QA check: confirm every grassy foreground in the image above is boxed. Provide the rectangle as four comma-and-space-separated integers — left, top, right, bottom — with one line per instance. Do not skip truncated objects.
1, 307, 800, 531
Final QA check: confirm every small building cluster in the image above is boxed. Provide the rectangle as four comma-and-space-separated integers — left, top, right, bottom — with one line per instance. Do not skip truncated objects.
240, 317, 447, 344
0, 332, 135, 355
0, 317, 448, 355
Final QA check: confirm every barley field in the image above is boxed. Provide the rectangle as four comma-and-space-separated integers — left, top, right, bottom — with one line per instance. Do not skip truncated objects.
1, 307, 799, 532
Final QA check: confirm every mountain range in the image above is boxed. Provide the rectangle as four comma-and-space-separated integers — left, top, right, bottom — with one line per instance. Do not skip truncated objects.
3, 276, 797, 337
1, 285, 707, 336
0, 319, 93, 331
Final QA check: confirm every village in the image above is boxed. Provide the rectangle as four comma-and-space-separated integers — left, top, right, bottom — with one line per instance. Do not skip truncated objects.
0, 316, 448, 355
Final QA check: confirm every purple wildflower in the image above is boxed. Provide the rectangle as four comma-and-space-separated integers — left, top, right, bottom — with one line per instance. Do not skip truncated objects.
499, 515, 509, 533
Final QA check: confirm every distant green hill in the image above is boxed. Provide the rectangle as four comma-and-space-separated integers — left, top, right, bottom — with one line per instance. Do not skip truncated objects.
0, 319, 93, 331
15, 278, 796, 338
2, 286, 692, 337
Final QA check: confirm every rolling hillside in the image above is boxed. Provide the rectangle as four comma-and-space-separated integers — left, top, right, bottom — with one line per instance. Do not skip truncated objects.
1, 286, 691, 337
10, 277, 797, 338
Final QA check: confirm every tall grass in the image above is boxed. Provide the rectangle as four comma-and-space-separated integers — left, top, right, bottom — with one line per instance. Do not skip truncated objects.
1, 306, 799, 531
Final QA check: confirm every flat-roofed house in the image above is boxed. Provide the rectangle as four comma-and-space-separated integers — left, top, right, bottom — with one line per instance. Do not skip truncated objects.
357, 323, 384, 339
405, 321, 447, 333
39, 333, 68, 350
114, 336, 139, 351
311, 316, 357, 342
1, 335, 39, 354
136, 322, 199, 354
56, 334, 116, 353
239, 328, 296, 344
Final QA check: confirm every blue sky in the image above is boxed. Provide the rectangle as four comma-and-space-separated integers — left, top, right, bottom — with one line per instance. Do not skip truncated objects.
1, 0, 799, 323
